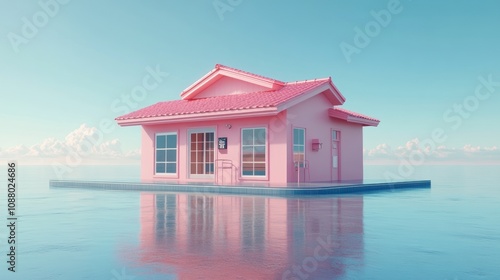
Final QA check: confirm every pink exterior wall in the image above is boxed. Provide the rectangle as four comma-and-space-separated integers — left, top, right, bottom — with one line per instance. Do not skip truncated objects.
140, 93, 364, 183
195, 76, 269, 99
286, 93, 364, 181
332, 117, 364, 180
140, 112, 289, 183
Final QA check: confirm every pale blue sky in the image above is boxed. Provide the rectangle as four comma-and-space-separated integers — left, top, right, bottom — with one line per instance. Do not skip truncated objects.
1, 0, 499, 163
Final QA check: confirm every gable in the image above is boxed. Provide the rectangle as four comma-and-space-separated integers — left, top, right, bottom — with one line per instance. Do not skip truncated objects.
275, 80, 345, 111
286, 91, 335, 119
286, 93, 379, 127
195, 76, 271, 99
180, 64, 284, 100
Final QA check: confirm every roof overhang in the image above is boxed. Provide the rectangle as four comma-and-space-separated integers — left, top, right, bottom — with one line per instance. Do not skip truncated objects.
328, 108, 380, 127
328, 79, 346, 104
116, 107, 279, 126
277, 79, 346, 111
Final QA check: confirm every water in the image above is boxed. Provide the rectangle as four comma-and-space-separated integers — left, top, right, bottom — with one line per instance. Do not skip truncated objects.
1, 165, 499, 279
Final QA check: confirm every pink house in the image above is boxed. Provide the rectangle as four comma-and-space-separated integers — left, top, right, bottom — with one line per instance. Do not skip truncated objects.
116, 64, 379, 184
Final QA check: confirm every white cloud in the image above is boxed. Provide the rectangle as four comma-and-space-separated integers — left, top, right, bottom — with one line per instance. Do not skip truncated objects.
0, 124, 140, 164
367, 143, 393, 158
1, 144, 31, 157
365, 138, 500, 164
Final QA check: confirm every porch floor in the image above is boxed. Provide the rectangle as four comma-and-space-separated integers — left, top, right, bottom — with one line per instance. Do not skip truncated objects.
49, 179, 431, 196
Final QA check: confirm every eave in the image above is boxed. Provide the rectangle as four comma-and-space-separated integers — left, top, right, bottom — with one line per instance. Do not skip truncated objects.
328, 108, 380, 127
116, 107, 279, 126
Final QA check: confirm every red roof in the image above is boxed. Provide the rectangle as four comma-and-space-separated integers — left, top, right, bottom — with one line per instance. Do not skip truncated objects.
329, 107, 380, 126
117, 79, 330, 120
115, 64, 379, 126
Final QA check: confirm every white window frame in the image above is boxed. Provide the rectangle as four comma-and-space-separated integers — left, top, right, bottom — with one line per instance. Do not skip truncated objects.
293, 127, 306, 167
332, 130, 340, 141
241, 127, 267, 178
155, 132, 178, 176
332, 130, 340, 170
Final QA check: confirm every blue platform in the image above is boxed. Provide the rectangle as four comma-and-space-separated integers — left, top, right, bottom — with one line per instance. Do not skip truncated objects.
49, 179, 431, 197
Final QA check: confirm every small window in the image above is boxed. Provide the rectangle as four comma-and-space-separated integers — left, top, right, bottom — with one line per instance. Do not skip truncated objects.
156, 133, 177, 174
332, 130, 340, 141
293, 128, 305, 166
241, 128, 267, 177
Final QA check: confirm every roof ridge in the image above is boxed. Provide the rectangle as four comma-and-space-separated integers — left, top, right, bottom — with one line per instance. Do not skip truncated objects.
215, 64, 285, 84
285, 77, 331, 85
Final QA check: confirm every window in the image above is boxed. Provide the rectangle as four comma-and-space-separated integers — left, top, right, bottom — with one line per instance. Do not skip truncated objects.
332, 130, 340, 169
293, 128, 305, 166
241, 128, 266, 176
332, 130, 340, 141
156, 133, 177, 174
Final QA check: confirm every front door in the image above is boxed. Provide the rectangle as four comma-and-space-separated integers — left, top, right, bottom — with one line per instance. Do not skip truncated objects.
331, 130, 340, 181
189, 130, 215, 178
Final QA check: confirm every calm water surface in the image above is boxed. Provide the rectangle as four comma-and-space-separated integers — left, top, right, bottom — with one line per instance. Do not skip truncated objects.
0, 165, 499, 279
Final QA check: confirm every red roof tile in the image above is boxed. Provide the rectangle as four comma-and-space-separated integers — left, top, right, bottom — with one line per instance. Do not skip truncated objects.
116, 79, 330, 120
329, 107, 380, 126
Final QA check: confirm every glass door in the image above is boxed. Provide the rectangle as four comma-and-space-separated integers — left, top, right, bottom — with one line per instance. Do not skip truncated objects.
189, 131, 215, 178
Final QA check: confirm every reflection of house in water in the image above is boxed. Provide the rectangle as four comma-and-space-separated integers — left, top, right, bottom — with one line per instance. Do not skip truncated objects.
136, 193, 364, 279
